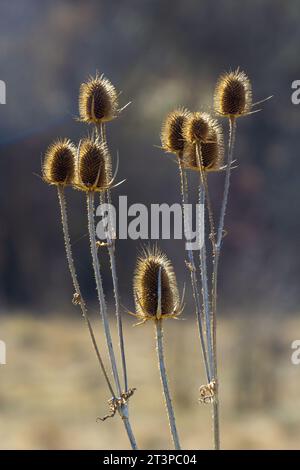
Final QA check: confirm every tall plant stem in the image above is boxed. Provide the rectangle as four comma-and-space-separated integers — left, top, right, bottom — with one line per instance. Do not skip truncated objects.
106, 188, 128, 392
155, 319, 181, 450
211, 116, 237, 450
57, 185, 115, 397
98, 120, 129, 393
177, 156, 211, 382
195, 144, 214, 380
196, 144, 216, 250
87, 191, 137, 450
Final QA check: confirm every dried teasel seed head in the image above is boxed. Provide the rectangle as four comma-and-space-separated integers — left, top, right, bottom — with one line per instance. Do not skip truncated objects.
182, 112, 211, 144
161, 107, 191, 154
214, 69, 252, 117
182, 118, 224, 172
133, 247, 180, 321
43, 138, 76, 186
76, 137, 112, 192
79, 73, 119, 124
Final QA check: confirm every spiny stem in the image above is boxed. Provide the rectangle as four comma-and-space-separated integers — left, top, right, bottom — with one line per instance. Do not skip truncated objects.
87, 191, 122, 394
98, 120, 129, 393
86, 191, 138, 450
211, 116, 237, 450
196, 143, 216, 249
57, 185, 115, 397
106, 188, 129, 392
195, 144, 214, 380
155, 319, 181, 450
177, 155, 211, 382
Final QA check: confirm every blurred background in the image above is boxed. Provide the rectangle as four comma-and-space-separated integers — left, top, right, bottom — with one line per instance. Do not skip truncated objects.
0, 0, 300, 449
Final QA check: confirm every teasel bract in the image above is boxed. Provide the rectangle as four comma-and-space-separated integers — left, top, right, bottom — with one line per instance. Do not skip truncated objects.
79, 73, 119, 124
130, 247, 182, 449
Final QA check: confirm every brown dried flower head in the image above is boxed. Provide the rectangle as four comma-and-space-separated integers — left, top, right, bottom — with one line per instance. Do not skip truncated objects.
182, 118, 224, 172
161, 108, 191, 154
132, 248, 181, 324
182, 112, 211, 144
43, 138, 76, 186
214, 69, 252, 117
76, 136, 112, 192
79, 73, 119, 124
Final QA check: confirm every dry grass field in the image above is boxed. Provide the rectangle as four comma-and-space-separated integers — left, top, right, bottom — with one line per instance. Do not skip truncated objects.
0, 312, 300, 449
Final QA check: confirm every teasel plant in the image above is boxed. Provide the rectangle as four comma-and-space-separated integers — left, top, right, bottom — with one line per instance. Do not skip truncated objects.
42, 139, 116, 416
211, 68, 271, 449
161, 109, 211, 385
75, 73, 137, 449
43, 74, 138, 449
182, 112, 225, 449
161, 109, 219, 447
159, 69, 271, 450
78, 73, 130, 394
128, 247, 184, 449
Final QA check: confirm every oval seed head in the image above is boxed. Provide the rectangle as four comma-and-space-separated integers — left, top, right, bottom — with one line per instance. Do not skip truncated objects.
133, 248, 180, 321
76, 137, 112, 192
161, 107, 191, 154
182, 112, 211, 144
182, 118, 224, 171
79, 73, 119, 124
43, 138, 76, 186
214, 69, 252, 117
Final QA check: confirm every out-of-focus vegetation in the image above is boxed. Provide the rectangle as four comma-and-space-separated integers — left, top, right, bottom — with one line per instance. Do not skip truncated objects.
0, 0, 300, 313
0, 314, 299, 450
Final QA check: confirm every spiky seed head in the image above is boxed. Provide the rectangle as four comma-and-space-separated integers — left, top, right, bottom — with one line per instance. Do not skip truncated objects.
214, 69, 252, 117
182, 119, 224, 171
182, 112, 211, 144
43, 138, 76, 186
76, 137, 112, 192
79, 73, 118, 124
133, 247, 179, 320
161, 108, 191, 154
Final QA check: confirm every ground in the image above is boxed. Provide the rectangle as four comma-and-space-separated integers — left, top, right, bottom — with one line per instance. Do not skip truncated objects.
0, 312, 299, 449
